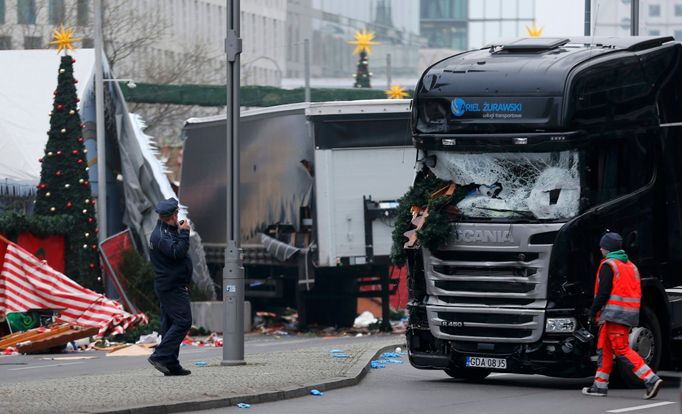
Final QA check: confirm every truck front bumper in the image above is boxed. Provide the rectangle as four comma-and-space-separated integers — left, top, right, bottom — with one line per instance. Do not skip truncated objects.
407, 328, 595, 378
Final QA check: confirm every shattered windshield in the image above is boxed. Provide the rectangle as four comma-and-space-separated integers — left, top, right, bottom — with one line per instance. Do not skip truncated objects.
429, 150, 581, 220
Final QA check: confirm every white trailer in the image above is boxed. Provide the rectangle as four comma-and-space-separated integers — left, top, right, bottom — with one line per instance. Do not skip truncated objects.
180, 99, 416, 327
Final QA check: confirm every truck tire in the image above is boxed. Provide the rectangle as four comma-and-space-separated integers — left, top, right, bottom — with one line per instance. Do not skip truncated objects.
614, 306, 662, 388
444, 367, 491, 380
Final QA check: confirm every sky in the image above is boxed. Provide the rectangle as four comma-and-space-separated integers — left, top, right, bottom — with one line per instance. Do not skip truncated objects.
535, 1, 585, 37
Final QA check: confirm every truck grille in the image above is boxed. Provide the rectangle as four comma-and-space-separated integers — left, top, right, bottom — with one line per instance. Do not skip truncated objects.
423, 247, 549, 306
421, 222, 562, 344
426, 306, 544, 343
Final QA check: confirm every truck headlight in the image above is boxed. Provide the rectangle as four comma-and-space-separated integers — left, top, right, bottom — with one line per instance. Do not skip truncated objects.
545, 317, 576, 333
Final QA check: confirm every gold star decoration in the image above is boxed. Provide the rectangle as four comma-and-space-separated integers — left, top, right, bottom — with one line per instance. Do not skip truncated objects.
348, 29, 380, 55
385, 84, 409, 99
526, 24, 543, 37
49, 25, 81, 54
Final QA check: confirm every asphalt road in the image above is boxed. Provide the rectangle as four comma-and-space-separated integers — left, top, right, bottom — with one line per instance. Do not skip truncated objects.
0, 333, 396, 384
194, 359, 681, 414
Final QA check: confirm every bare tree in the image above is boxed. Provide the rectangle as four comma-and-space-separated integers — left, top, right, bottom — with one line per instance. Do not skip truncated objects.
129, 41, 225, 146
58, 0, 169, 72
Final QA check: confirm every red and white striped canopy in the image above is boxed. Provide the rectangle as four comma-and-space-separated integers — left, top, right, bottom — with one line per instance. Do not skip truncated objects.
0, 239, 147, 337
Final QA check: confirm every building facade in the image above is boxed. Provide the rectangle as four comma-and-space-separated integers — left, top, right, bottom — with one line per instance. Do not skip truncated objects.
420, 0, 537, 52
285, 0, 421, 84
592, 0, 682, 40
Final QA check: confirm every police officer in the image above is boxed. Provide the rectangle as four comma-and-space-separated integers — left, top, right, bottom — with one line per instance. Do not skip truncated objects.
582, 232, 663, 399
147, 198, 193, 376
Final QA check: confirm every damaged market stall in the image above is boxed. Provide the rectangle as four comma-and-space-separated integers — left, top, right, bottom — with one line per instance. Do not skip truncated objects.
0, 236, 146, 353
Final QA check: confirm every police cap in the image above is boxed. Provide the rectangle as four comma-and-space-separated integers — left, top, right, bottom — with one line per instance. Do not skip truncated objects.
155, 198, 179, 216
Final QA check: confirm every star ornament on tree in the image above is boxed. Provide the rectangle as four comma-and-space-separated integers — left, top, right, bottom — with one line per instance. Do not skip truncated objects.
526, 24, 543, 37
385, 84, 409, 99
49, 25, 81, 54
348, 29, 379, 55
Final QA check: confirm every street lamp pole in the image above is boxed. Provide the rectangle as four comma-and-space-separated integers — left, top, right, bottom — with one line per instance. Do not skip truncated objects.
631, 0, 640, 36
221, 0, 245, 366
94, 0, 106, 245
304, 39, 311, 102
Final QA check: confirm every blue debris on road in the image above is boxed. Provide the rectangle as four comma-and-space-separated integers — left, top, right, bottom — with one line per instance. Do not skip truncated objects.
373, 359, 403, 365
310, 389, 324, 396
328, 349, 344, 353
237, 403, 251, 408
194, 361, 207, 366
371, 361, 386, 369
380, 352, 401, 358
332, 353, 351, 358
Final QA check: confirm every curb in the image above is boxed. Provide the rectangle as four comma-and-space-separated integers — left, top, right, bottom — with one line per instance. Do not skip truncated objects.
96, 342, 404, 414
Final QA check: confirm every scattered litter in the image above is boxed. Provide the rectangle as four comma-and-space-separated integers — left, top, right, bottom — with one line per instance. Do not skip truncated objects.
41, 356, 96, 361
106, 344, 152, 357
355, 333, 363, 337
136, 332, 161, 347
371, 361, 385, 369
380, 352, 400, 358
395, 347, 402, 353
373, 359, 403, 364
236, 403, 251, 409
1, 347, 18, 356
328, 349, 344, 354
310, 389, 324, 396
194, 361, 207, 366
353, 311, 378, 329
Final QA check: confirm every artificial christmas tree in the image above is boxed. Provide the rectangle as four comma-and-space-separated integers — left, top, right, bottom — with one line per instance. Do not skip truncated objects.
348, 29, 379, 88
33, 27, 100, 290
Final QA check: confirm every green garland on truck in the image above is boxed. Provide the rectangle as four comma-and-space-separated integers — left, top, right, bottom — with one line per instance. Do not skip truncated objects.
390, 176, 450, 266
391, 176, 476, 266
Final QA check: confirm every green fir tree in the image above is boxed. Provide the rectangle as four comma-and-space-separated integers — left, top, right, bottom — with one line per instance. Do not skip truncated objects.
353, 49, 372, 88
34, 54, 100, 290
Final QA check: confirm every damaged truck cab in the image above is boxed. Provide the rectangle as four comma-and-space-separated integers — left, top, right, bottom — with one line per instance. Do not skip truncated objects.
407, 36, 682, 384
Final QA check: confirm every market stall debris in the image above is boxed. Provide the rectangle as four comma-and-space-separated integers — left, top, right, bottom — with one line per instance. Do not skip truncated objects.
0, 237, 147, 337
0, 324, 98, 353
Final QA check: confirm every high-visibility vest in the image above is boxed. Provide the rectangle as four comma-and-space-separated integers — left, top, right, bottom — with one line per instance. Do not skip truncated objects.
594, 258, 641, 327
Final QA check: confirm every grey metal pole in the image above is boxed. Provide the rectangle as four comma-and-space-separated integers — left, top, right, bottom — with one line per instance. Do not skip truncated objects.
304, 39, 311, 102
222, 0, 245, 366
94, 0, 106, 244
631, 0, 640, 36
584, 0, 591, 36
386, 53, 392, 89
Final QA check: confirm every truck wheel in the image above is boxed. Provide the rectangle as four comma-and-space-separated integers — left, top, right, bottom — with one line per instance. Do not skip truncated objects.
614, 306, 662, 388
444, 367, 491, 380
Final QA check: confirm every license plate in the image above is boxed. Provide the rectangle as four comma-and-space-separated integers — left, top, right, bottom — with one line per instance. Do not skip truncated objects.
465, 356, 507, 369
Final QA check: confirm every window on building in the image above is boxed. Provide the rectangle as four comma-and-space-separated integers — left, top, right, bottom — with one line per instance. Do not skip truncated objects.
675, 30, 682, 40
649, 4, 661, 17
421, 0, 467, 20
24, 36, 42, 49
676, 4, 682, 16
48, 0, 66, 25
82, 37, 94, 48
77, 0, 90, 26
0, 36, 11, 50
650, 29, 661, 35
0, 0, 5, 24
17, 0, 36, 24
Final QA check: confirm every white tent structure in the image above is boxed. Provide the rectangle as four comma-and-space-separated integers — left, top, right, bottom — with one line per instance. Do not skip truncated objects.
0, 49, 214, 299
0, 50, 95, 186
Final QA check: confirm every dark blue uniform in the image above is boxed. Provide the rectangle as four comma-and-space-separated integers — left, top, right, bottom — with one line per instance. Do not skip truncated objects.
148, 214, 193, 371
